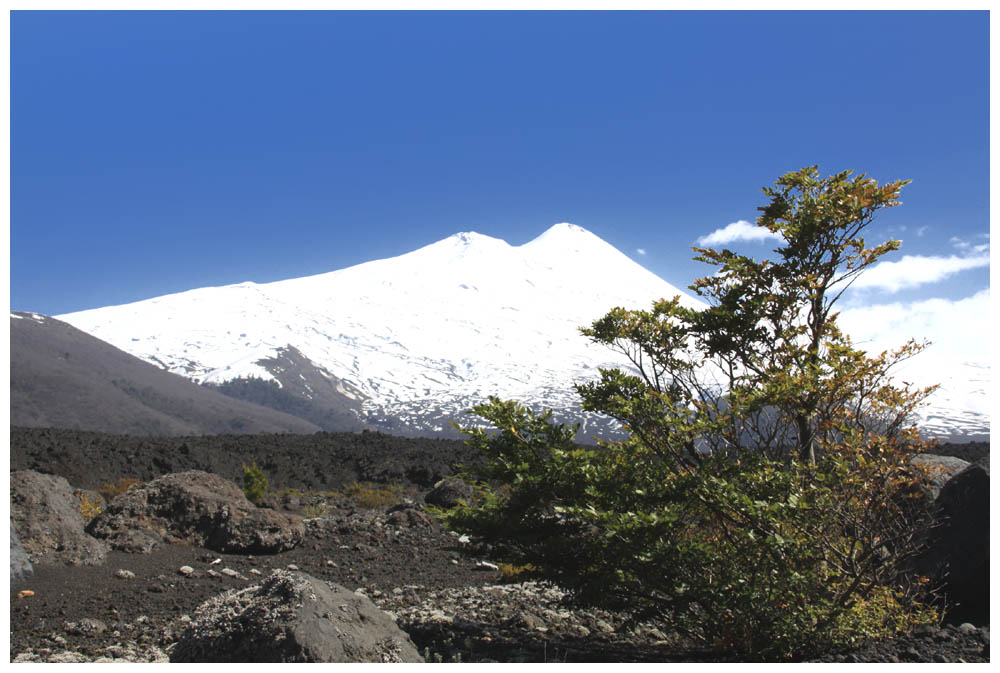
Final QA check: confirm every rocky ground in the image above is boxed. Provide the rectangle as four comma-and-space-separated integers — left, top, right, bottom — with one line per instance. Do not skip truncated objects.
11, 496, 498, 662
9, 430, 991, 663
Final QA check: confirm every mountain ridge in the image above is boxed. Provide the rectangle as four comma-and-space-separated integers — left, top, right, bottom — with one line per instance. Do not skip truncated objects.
10, 311, 327, 435
55, 224, 989, 442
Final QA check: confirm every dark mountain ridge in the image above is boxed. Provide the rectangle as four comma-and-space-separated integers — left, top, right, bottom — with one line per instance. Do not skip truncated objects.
206, 345, 369, 432
10, 312, 323, 436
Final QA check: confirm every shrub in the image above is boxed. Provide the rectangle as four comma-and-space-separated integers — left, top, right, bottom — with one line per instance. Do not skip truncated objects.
496, 562, 536, 583
441, 168, 939, 660
97, 477, 141, 503
242, 460, 268, 505
301, 502, 330, 519
343, 481, 404, 509
76, 491, 104, 522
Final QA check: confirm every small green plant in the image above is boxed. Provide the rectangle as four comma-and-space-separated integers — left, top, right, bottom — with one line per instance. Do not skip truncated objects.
496, 562, 537, 583
242, 460, 268, 504
97, 477, 141, 503
301, 502, 330, 519
343, 481, 404, 509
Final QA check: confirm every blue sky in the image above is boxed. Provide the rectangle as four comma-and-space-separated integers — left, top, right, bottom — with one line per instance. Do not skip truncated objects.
11, 10, 989, 318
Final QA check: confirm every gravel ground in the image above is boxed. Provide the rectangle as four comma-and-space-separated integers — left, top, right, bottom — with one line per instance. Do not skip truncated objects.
11, 503, 500, 662
9, 430, 990, 663
11, 498, 990, 663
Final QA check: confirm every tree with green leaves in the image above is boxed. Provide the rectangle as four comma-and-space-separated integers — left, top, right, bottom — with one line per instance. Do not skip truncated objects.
242, 459, 268, 505
440, 167, 940, 660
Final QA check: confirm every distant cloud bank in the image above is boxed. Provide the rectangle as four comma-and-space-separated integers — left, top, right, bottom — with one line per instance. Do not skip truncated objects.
839, 288, 990, 382
851, 253, 990, 293
696, 220, 783, 247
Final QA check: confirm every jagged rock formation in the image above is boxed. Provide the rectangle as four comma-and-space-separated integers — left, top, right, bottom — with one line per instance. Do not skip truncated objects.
910, 453, 972, 501
918, 461, 990, 624
10, 470, 108, 566
10, 522, 34, 583
86, 471, 304, 554
425, 476, 476, 509
170, 570, 423, 663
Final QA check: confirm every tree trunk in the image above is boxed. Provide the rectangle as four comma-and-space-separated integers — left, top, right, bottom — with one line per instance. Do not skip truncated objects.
796, 414, 815, 464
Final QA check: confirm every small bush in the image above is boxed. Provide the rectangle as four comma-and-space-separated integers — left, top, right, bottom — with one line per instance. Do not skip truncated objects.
343, 481, 404, 509
496, 562, 537, 583
97, 477, 141, 503
76, 491, 104, 522
302, 502, 330, 519
242, 460, 268, 504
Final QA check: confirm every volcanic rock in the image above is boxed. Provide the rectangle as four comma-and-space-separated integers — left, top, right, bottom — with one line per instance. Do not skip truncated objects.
10, 470, 108, 566
86, 470, 304, 554
910, 454, 971, 501
10, 522, 34, 583
919, 461, 990, 624
169, 569, 423, 662
425, 477, 475, 509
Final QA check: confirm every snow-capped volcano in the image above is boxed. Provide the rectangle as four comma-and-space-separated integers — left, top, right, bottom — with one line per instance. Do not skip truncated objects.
58, 224, 700, 437
58, 223, 989, 441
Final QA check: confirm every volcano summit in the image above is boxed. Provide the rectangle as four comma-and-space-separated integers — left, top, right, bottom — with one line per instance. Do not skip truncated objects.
58, 224, 988, 441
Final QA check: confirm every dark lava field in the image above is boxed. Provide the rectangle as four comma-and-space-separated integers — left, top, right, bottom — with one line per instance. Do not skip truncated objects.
9, 426, 990, 663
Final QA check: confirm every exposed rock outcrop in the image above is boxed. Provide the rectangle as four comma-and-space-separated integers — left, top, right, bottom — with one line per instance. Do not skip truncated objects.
921, 461, 990, 624
86, 471, 304, 554
910, 453, 971, 501
903, 453, 990, 623
809, 623, 989, 663
170, 570, 423, 663
10, 471, 108, 566
425, 477, 475, 509
10, 522, 34, 583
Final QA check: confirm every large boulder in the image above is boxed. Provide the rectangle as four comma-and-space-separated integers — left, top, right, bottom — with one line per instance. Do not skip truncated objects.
86, 471, 304, 554
425, 477, 475, 509
10, 471, 108, 566
10, 521, 34, 584
909, 454, 970, 501
170, 570, 423, 663
915, 461, 990, 625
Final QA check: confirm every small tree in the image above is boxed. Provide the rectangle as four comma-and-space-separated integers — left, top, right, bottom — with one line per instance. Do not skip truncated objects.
242, 459, 268, 505
441, 167, 939, 659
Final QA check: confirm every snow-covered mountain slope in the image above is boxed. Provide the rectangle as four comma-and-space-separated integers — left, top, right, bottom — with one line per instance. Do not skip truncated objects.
59, 224, 698, 437
58, 223, 989, 441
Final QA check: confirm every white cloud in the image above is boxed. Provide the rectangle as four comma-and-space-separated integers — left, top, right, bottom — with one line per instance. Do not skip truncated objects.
636, 248, 647, 256
837, 290, 990, 415
696, 220, 784, 247
840, 289, 990, 359
916, 226, 929, 237
950, 233, 990, 252
849, 254, 990, 293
